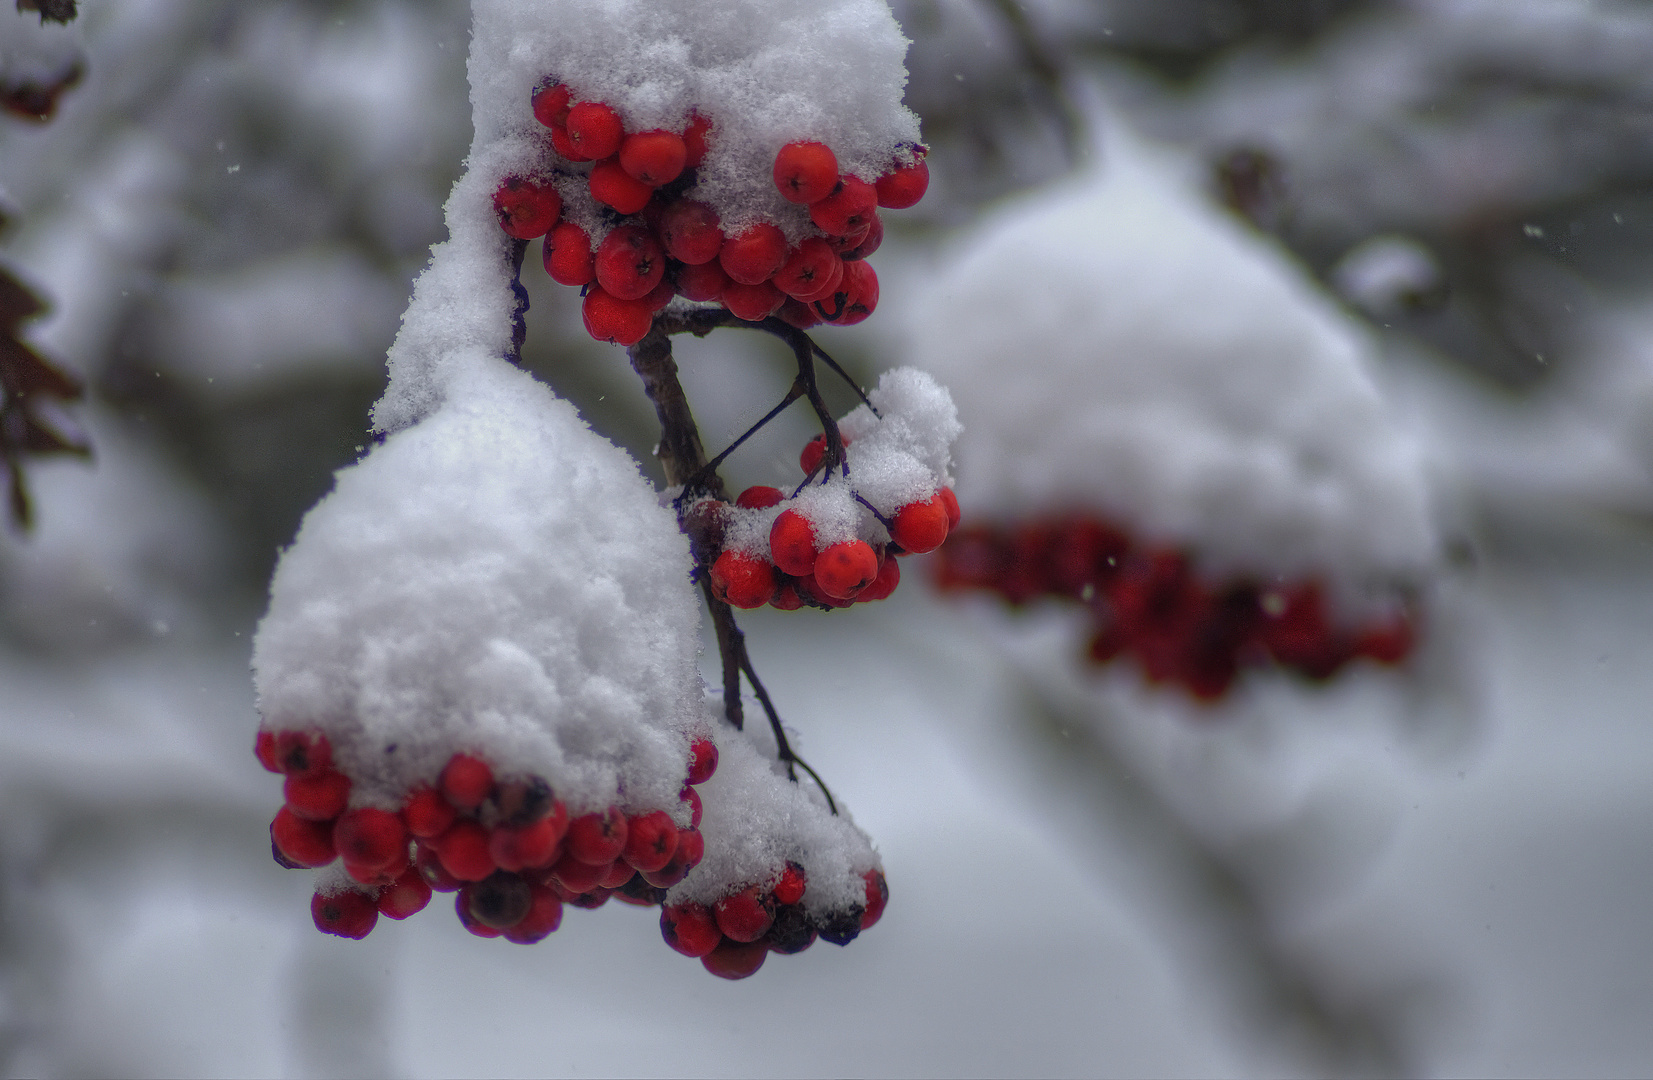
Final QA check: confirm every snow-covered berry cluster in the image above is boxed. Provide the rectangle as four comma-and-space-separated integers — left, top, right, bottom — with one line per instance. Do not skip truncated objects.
936, 514, 1417, 700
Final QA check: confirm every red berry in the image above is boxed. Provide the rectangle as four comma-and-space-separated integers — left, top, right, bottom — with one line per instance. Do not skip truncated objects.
800, 571, 855, 609
660, 200, 724, 265
643, 275, 676, 313
777, 297, 823, 330
891, 495, 950, 554
938, 487, 961, 529
643, 826, 702, 888
464, 871, 534, 930
532, 81, 571, 128
271, 807, 336, 868
582, 285, 654, 346
769, 509, 818, 577
435, 818, 496, 882
773, 238, 843, 301
814, 539, 879, 599
254, 729, 280, 773
454, 890, 504, 938
588, 157, 654, 215
819, 259, 878, 325
809, 176, 877, 236
416, 842, 462, 892
714, 886, 775, 943
856, 550, 901, 602
769, 580, 806, 609
599, 858, 636, 890
504, 883, 564, 944
566, 101, 623, 160
334, 807, 408, 871
543, 222, 595, 286
722, 279, 784, 322
674, 259, 729, 302
312, 889, 377, 939
284, 767, 351, 822
702, 938, 768, 979
680, 784, 703, 828
565, 807, 628, 865
402, 786, 457, 840
773, 862, 807, 906
493, 177, 561, 239
274, 730, 332, 776
773, 141, 839, 204
594, 224, 666, 300
682, 112, 713, 168
620, 129, 687, 186
861, 868, 889, 929
661, 902, 722, 957
344, 854, 407, 888
489, 817, 562, 872
440, 754, 493, 811
1356, 615, 1415, 664
549, 122, 588, 161
735, 485, 783, 510
377, 865, 433, 920
824, 219, 873, 257
875, 158, 929, 208
686, 737, 718, 784
719, 223, 788, 285
549, 848, 608, 893
841, 212, 883, 261
710, 549, 776, 609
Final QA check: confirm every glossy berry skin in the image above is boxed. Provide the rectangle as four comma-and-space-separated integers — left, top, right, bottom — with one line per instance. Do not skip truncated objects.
284, 768, 351, 822
334, 807, 409, 871
642, 826, 702, 888
719, 224, 788, 285
660, 200, 724, 265
686, 737, 718, 784
773, 140, 839, 204
821, 259, 878, 325
565, 807, 628, 865
434, 818, 496, 882
271, 807, 336, 868
722, 279, 784, 322
588, 158, 654, 215
548, 122, 588, 161
769, 509, 818, 577
891, 495, 950, 554
710, 550, 776, 609
274, 730, 332, 776
532, 82, 571, 128
440, 754, 494, 812
582, 286, 654, 346
681, 113, 712, 168
548, 849, 607, 893
814, 539, 879, 599
734, 486, 783, 511
773, 238, 843, 301
856, 551, 900, 602
620, 130, 687, 186
674, 260, 729, 302
875, 158, 929, 209
773, 862, 807, 906
702, 938, 768, 980
543, 222, 594, 286
503, 884, 564, 944
938, 487, 961, 529
402, 786, 456, 840
660, 902, 721, 957
621, 812, 678, 873
809, 176, 878, 237
493, 178, 561, 240
565, 101, 623, 160
860, 868, 889, 929
312, 890, 378, 939
489, 817, 562, 872
599, 859, 636, 890
594, 225, 666, 300
255, 730, 280, 773
377, 866, 433, 920
714, 886, 775, 943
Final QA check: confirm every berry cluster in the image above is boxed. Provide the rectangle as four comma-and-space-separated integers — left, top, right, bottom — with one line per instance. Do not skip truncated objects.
935, 515, 1417, 700
492, 79, 929, 347
701, 432, 960, 611
258, 729, 712, 944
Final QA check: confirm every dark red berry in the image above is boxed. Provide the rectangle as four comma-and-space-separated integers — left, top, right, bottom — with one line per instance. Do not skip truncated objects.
440, 754, 494, 812
549, 849, 608, 893
588, 157, 654, 215
841, 212, 883, 261
565, 808, 628, 865
777, 297, 823, 329
814, 539, 879, 599
334, 807, 408, 871
549, 122, 588, 161
565, 101, 623, 160
773, 238, 843, 301
773, 141, 838, 204
582, 285, 654, 346
284, 767, 351, 822
376, 865, 432, 920
875, 158, 929, 208
312, 889, 378, 939
271, 807, 336, 868
661, 902, 722, 957
464, 871, 533, 930
734, 486, 783, 510
763, 904, 816, 955
493, 177, 561, 240
891, 495, 949, 554
702, 938, 767, 980
274, 730, 332, 776
674, 259, 729, 302
543, 222, 595, 286
642, 826, 702, 888
660, 200, 724, 265
594, 224, 666, 300
503, 883, 564, 944
454, 890, 504, 938
599, 859, 636, 890
402, 786, 456, 840
809, 176, 877, 236
416, 842, 462, 892
856, 550, 900, 602
719, 224, 788, 285
620, 129, 687, 186
769, 580, 806, 609
532, 81, 571, 128
769, 509, 818, 577
622, 811, 679, 873
714, 886, 775, 943
722, 279, 784, 322
860, 868, 889, 929
686, 737, 718, 784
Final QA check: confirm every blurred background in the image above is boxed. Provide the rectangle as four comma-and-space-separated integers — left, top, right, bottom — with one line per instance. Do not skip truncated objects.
2, 1, 1652, 1075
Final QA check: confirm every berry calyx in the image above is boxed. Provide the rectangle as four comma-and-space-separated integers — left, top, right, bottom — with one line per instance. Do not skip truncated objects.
312, 889, 378, 940
582, 286, 654, 346
661, 902, 722, 957
619, 130, 688, 186
660, 200, 724, 265
875, 157, 929, 208
274, 730, 333, 776
769, 509, 818, 577
493, 177, 562, 240
721, 279, 784, 322
531, 81, 572, 128
710, 549, 776, 609
377, 866, 433, 920
565, 807, 628, 865
891, 494, 950, 554
714, 886, 775, 943
594, 224, 666, 301
402, 786, 457, 839
702, 938, 767, 980
543, 222, 595, 286
734, 486, 783, 510
772, 141, 838, 204
686, 737, 718, 784
284, 767, 351, 822
719, 224, 788, 285
565, 101, 623, 160
440, 754, 495, 812
814, 539, 879, 599
809, 176, 877, 237
588, 157, 655, 215
271, 807, 336, 868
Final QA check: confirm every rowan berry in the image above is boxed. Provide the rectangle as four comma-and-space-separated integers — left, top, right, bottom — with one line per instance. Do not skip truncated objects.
312, 889, 378, 940
719, 223, 788, 285
440, 755, 492, 811
599, 859, 636, 890
814, 539, 879, 599
710, 548, 774, 608
488, 775, 558, 829
937, 486, 961, 529
773, 861, 807, 906
722, 279, 784, 322
800, 572, 856, 609
620, 129, 687, 186
284, 768, 351, 822
333, 807, 408, 873
686, 737, 719, 784
861, 868, 889, 929
703, 938, 767, 979
680, 783, 703, 827
773, 238, 843, 301
434, 818, 496, 882
824, 220, 873, 257
548, 122, 586, 161
661, 902, 721, 957
856, 550, 900, 602
821, 259, 878, 325
566, 101, 623, 160
773, 141, 839, 204
875, 157, 929, 209
764, 904, 816, 955
543, 222, 594, 286
549, 849, 608, 893
454, 891, 504, 938
271, 807, 336, 868
769, 580, 806, 609
565, 807, 628, 865
274, 730, 332, 776
1356, 615, 1414, 664
674, 259, 729, 302
402, 786, 456, 839
735, 485, 783, 510
816, 906, 863, 946
532, 81, 572, 128
682, 113, 713, 168
568, 888, 612, 910
416, 842, 462, 892
376, 866, 433, 920
642, 826, 702, 888
777, 297, 823, 329
891, 495, 950, 554
582, 286, 655, 346
503, 883, 564, 944
809, 176, 878, 237
255, 730, 280, 773
493, 177, 561, 240
588, 157, 654, 215
660, 200, 724, 265
463, 871, 533, 930
489, 817, 562, 871
769, 509, 818, 577
594, 225, 666, 300
712, 885, 774, 943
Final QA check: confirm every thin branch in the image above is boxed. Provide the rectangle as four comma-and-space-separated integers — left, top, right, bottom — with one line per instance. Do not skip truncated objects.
677, 379, 804, 499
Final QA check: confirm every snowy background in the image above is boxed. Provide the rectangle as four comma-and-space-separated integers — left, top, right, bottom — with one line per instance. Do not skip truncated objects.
3, 0, 1653, 1076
